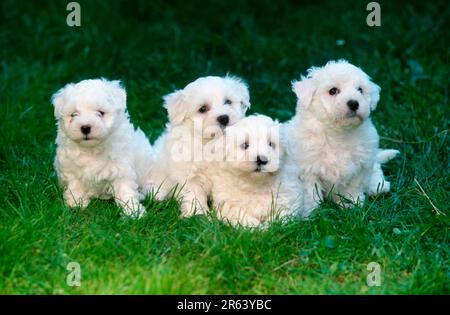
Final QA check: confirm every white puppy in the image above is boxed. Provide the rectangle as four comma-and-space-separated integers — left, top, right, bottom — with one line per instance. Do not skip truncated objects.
283, 60, 399, 211
150, 76, 250, 216
210, 115, 305, 228
52, 78, 153, 218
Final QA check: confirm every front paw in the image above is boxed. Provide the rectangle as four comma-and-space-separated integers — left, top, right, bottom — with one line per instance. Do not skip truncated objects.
122, 202, 146, 219
180, 200, 208, 217
368, 181, 391, 196
340, 193, 365, 208
241, 216, 263, 229
64, 191, 89, 209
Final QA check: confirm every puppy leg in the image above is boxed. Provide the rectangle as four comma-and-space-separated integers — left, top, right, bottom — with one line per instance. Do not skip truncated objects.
339, 190, 366, 208
367, 162, 391, 196
367, 149, 399, 195
113, 178, 146, 219
180, 181, 208, 217
302, 175, 323, 213
64, 179, 91, 209
237, 214, 262, 228
218, 205, 261, 228
338, 175, 366, 208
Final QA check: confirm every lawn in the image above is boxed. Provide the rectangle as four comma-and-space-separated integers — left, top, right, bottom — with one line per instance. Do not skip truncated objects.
0, 0, 448, 294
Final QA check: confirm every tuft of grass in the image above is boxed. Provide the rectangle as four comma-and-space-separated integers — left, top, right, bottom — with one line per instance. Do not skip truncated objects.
0, 0, 448, 294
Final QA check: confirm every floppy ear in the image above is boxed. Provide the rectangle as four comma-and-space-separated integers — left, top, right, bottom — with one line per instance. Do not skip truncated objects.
163, 89, 187, 126
51, 84, 72, 119
292, 78, 316, 109
105, 79, 127, 111
369, 82, 381, 111
226, 75, 251, 112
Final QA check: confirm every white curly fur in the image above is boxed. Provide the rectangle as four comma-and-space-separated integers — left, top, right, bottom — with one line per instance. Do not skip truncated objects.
149, 75, 250, 217
283, 60, 399, 212
210, 115, 306, 228
53, 78, 153, 218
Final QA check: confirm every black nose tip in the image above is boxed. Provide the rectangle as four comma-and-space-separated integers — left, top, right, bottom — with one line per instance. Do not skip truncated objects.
347, 100, 359, 111
217, 115, 230, 126
256, 155, 268, 166
81, 125, 91, 135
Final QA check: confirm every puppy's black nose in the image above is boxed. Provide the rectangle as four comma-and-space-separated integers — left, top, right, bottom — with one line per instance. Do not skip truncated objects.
347, 100, 359, 111
217, 115, 230, 126
81, 125, 91, 135
256, 155, 268, 166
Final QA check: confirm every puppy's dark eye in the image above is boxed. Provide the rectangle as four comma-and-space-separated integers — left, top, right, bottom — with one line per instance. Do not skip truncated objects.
357, 87, 363, 94
269, 141, 275, 149
98, 111, 105, 116
241, 142, 249, 150
224, 99, 232, 105
70, 112, 78, 118
198, 105, 209, 113
329, 87, 340, 95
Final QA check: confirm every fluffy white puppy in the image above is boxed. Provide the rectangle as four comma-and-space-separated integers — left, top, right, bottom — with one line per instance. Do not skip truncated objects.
52, 78, 153, 218
283, 60, 399, 211
150, 75, 250, 217
210, 115, 305, 228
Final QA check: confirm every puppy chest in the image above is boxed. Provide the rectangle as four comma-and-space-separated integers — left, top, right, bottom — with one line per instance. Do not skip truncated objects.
305, 145, 366, 183
65, 154, 123, 184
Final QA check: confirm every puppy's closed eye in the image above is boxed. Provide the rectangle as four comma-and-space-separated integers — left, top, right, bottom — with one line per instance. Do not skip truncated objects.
98, 111, 105, 116
224, 99, 232, 105
268, 141, 275, 149
357, 87, 363, 94
70, 112, 79, 118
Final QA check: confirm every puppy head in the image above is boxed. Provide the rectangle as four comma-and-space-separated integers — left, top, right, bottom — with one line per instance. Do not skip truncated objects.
163, 75, 250, 138
292, 60, 380, 128
52, 78, 127, 147
221, 115, 281, 180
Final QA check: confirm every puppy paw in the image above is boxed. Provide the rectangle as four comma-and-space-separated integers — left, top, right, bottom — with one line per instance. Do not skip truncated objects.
381, 181, 391, 193
122, 202, 146, 219
339, 193, 365, 208
340, 201, 356, 209
64, 191, 89, 209
242, 216, 264, 229
368, 180, 391, 196
180, 201, 208, 217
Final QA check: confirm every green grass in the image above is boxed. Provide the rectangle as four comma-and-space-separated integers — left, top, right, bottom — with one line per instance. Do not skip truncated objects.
0, 0, 449, 294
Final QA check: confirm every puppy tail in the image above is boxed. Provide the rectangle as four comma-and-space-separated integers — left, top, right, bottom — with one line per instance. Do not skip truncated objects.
376, 149, 400, 164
